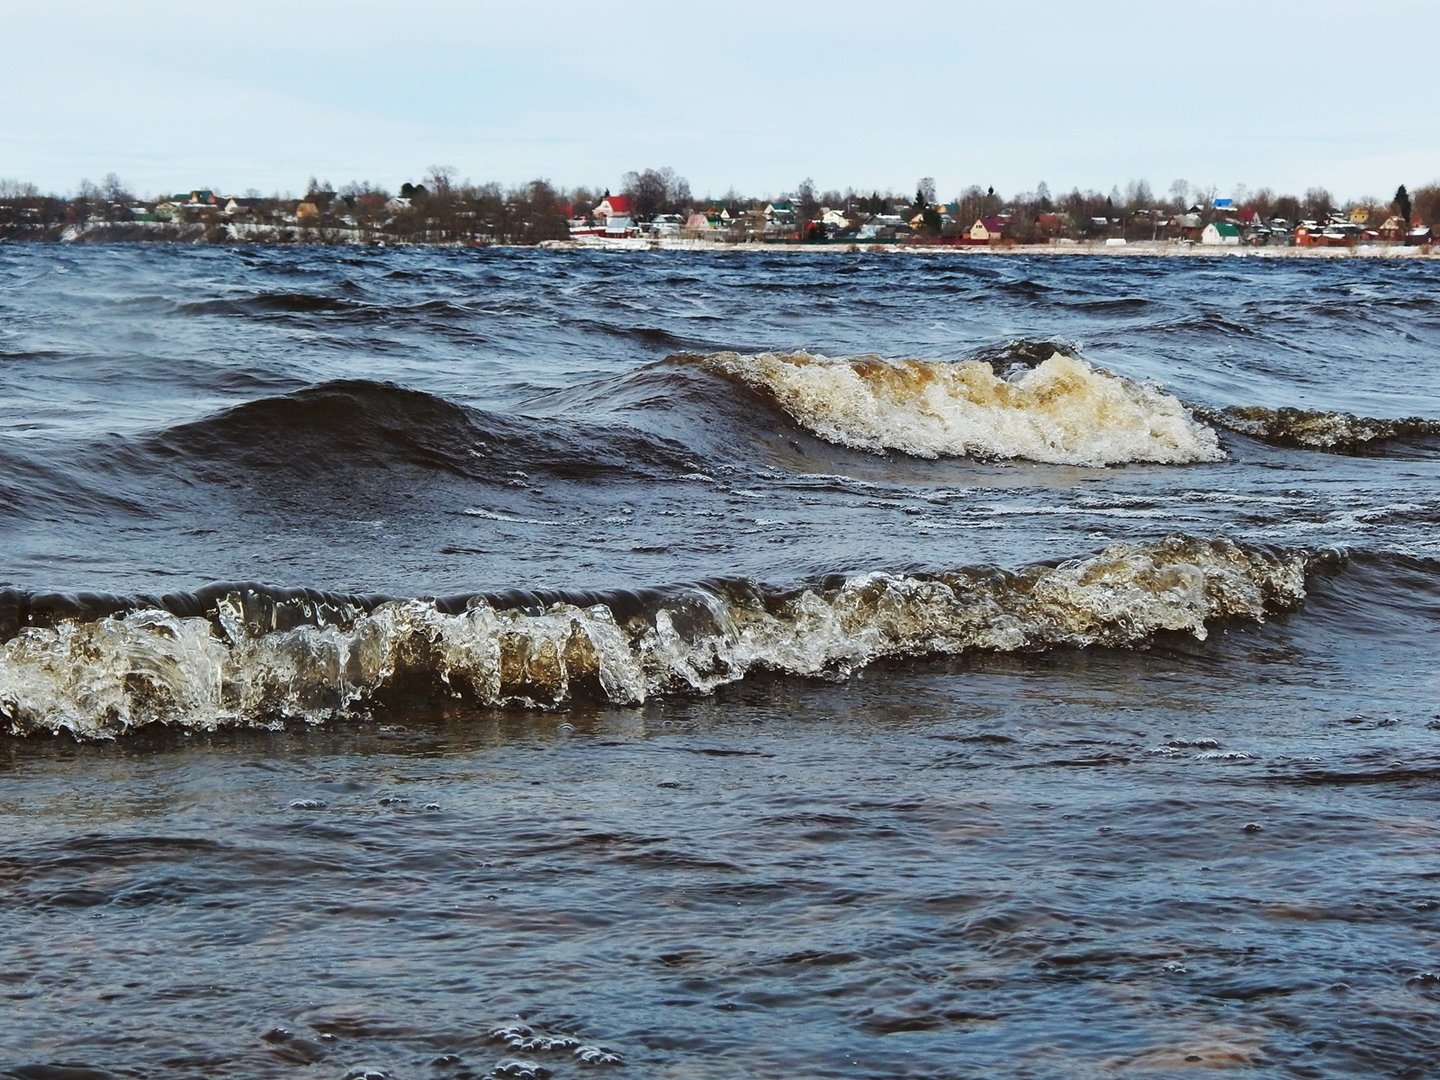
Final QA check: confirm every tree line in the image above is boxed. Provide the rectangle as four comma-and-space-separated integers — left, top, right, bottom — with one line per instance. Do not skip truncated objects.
1, 166, 1436, 245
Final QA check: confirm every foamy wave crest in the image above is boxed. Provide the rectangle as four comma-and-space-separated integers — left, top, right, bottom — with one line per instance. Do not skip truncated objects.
685, 350, 1224, 465
0, 538, 1328, 739
1207, 405, 1440, 453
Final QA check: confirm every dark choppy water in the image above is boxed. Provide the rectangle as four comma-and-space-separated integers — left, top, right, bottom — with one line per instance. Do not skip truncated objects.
3, 245, 1440, 1078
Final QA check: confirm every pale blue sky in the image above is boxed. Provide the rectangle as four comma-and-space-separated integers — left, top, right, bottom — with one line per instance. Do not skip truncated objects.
4, 0, 1437, 204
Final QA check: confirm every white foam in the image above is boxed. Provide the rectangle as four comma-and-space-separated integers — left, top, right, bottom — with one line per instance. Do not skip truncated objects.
460, 508, 565, 526
1213, 404, 1440, 450
0, 538, 1318, 738
694, 351, 1224, 466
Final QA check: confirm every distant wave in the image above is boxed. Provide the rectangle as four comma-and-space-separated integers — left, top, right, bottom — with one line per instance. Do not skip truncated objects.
0, 537, 1332, 738
173, 292, 488, 326
1153, 313, 1256, 337
669, 350, 1224, 466
179, 292, 362, 317
566, 317, 712, 351
1055, 296, 1152, 313
137, 379, 699, 482
1204, 405, 1440, 454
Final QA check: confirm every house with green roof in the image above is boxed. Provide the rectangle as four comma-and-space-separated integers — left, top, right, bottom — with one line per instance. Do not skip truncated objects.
1201, 221, 1241, 246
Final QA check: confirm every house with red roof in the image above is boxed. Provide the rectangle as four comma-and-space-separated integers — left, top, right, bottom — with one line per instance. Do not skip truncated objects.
1033, 212, 1065, 239
594, 194, 634, 237
968, 216, 1006, 243
594, 194, 632, 220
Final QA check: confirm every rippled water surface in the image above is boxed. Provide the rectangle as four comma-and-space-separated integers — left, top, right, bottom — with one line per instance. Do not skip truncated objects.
3, 245, 1440, 1077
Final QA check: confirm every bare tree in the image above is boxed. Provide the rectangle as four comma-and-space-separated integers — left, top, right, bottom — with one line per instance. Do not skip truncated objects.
340, 179, 389, 199
662, 167, 691, 212
1122, 178, 1153, 211
621, 166, 690, 220
796, 177, 819, 221
100, 173, 131, 204
1302, 187, 1334, 219
418, 166, 460, 240
622, 169, 665, 220
956, 184, 987, 226
1411, 183, 1440, 226
0, 178, 40, 198
514, 179, 570, 243
1272, 193, 1301, 224
424, 166, 456, 197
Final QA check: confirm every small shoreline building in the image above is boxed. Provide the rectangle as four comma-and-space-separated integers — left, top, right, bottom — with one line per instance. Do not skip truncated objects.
593, 194, 634, 237
1201, 221, 1241, 246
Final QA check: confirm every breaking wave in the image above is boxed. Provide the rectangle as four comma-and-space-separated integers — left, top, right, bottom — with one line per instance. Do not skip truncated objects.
0, 537, 1330, 738
1205, 405, 1440, 454
673, 351, 1224, 466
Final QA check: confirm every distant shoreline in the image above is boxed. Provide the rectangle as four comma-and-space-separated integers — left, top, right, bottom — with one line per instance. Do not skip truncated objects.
7, 230, 1434, 259
542, 237, 1438, 259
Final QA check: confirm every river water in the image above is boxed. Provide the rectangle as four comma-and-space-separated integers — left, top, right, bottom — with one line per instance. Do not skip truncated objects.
2, 244, 1439, 1078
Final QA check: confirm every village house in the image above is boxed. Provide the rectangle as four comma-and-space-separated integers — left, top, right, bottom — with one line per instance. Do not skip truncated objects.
755, 201, 798, 239
293, 190, 338, 224
1174, 212, 1204, 242
856, 214, 907, 241
223, 197, 266, 217
593, 194, 633, 236
167, 190, 223, 219
1201, 221, 1241, 246
683, 211, 713, 237
1378, 216, 1408, 241
1033, 212, 1065, 240
1295, 221, 1355, 247
648, 213, 685, 237
593, 194, 631, 220
968, 216, 1006, 244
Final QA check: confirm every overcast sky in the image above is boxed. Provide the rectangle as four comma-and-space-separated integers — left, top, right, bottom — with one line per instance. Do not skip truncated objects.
4, 0, 1437, 204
